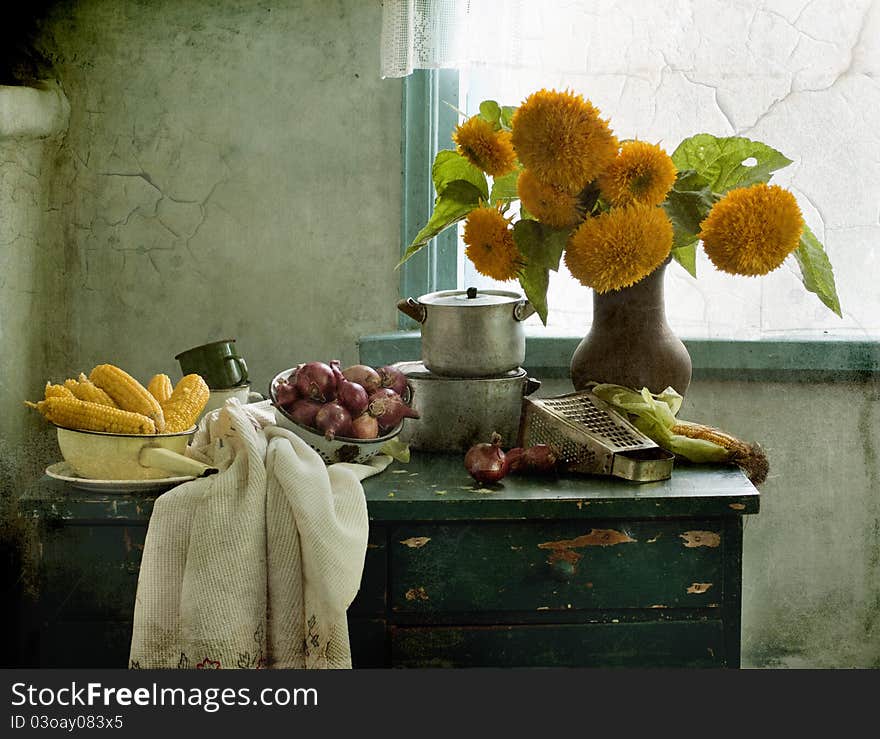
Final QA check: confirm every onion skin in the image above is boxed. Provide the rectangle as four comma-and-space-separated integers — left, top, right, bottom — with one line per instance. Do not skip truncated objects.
522, 444, 557, 473
506, 447, 525, 473
315, 401, 352, 441
332, 363, 370, 416
377, 365, 408, 397
350, 413, 380, 439
274, 380, 299, 409
295, 361, 336, 403
342, 364, 382, 395
367, 388, 420, 430
286, 398, 323, 429
464, 433, 509, 484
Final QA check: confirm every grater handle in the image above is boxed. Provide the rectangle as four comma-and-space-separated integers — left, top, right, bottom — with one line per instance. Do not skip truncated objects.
611, 447, 675, 482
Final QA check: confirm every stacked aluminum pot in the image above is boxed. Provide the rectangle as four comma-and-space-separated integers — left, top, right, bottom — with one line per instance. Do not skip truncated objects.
394, 287, 541, 452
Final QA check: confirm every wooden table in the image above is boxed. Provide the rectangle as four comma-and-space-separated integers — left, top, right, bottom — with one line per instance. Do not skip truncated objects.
16, 454, 759, 668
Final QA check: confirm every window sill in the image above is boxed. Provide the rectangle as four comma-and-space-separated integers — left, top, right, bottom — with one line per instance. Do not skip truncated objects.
358, 332, 880, 382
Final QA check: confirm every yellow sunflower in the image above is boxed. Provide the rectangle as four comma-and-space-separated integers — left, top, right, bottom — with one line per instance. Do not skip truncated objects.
452, 116, 518, 177
517, 169, 583, 228
462, 206, 523, 281
511, 88, 618, 192
564, 204, 673, 293
699, 183, 803, 276
597, 140, 677, 207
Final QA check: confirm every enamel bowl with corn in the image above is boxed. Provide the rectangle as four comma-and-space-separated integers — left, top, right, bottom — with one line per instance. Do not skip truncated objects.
27, 364, 213, 481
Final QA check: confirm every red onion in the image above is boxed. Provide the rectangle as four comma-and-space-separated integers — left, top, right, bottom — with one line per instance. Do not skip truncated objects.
350, 413, 379, 439
286, 399, 323, 429
367, 388, 420, 431
522, 444, 557, 473
315, 401, 352, 440
377, 365, 408, 397
506, 447, 525, 473
331, 362, 369, 416
274, 379, 299, 409
295, 361, 336, 403
464, 433, 509, 484
341, 364, 382, 395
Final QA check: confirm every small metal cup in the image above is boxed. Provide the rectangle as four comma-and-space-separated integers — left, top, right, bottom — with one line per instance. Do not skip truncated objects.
175, 339, 248, 390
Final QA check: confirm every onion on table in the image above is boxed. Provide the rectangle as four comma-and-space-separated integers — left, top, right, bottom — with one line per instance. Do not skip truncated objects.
464, 435, 559, 483
275, 360, 419, 441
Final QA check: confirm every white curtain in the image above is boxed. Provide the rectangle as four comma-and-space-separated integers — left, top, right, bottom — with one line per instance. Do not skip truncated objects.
380, 0, 526, 78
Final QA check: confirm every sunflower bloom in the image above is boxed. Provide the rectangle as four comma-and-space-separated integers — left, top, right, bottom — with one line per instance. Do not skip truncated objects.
699, 183, 803, 276
598, 140, 677, 207
462, 207, 522, 281
517, 169, 583, 228
565, 204, 673, 293
511, 88, 618, 192
452, 116, 518, 177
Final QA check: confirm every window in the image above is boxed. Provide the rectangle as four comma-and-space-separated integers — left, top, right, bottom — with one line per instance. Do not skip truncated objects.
394, 1, 879, 341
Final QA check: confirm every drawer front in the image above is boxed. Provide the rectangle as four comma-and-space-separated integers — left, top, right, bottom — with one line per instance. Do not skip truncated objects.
349, 527, 387, 616
391, 520, 724, 614
38, 525, 146, 621
391, 620, 726, 668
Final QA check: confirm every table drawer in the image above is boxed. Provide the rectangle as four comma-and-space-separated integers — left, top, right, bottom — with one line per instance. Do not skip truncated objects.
390, 520, 724, 614
391, 620, 726, 667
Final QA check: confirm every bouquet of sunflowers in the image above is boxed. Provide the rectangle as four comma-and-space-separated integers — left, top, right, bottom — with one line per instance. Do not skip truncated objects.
399, 88, 840, 325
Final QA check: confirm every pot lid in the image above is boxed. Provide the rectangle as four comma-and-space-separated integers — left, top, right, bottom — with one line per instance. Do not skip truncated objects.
418, 287, 523, 307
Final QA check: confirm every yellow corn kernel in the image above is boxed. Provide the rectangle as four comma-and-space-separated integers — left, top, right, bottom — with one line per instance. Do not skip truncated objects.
25, 397, 156, 434
89, 364, 166, 432
63, 374, 120, 407
44, 382, 74, 400
147, 373, 174, 403
161, 374, 209, 432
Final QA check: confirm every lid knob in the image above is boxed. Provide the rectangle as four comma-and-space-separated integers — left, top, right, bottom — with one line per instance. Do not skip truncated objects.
466, 287, 478, 300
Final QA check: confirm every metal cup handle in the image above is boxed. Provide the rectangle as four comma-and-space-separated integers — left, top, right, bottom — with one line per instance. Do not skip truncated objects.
225, 355, 248, 384
397, 297, 427, 324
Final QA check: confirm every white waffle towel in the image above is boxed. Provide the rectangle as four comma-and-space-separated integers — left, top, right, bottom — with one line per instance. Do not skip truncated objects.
129, 399, 389, 669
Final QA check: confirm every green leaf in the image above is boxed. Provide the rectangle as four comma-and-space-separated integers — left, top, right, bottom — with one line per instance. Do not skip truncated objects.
512, 220, 571, 325
671, 244, 697, 278
500, 105, 517, 129
671, 134, 793, 194
478, 100, 501, 127
396, 180, 483, 268
433, 150, 489, 200
792, 223, 842, 317
489, 167, 521, 203
662, 170, 716, 277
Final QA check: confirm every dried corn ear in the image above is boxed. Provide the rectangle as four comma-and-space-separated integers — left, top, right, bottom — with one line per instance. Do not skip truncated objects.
25, 397, 156, 434
89, 364, 166, 432
147, 373, 174, 403
63, 374, 119, 407
670, 421, 769, 485
161, 374, 209, 433
44, 382, 74, 400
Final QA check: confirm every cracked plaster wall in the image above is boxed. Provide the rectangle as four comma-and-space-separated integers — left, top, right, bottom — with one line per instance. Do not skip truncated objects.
36, 0, 402, 396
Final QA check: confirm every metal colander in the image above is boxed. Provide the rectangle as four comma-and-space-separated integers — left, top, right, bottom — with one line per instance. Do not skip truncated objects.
517, 391, 674, 482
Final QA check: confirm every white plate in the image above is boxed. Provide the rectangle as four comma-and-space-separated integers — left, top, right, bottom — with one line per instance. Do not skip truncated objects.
45, 461, 196, 493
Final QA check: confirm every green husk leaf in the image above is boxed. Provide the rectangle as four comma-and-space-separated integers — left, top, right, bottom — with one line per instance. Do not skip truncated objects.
512, 220, 570, 325
590, 384, 729, 463
671, 134, 793, 194
792, 223, 842, 317
379, 438, 410, 463
397, 180, 482, 268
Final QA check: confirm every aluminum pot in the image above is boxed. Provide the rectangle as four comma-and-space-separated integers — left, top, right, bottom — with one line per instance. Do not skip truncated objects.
397, 287, 536, 377
392, 360, 540, 452
56, 425, 218, 480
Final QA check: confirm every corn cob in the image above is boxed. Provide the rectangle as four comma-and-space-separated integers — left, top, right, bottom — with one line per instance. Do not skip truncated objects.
25, 397, 156, 434
44, 382, 74, 400
161, 374, 209, 432
89, 364, 166, 432
146, 373, 174, 403
671, 421, 769, 485
64, 374, 120, 407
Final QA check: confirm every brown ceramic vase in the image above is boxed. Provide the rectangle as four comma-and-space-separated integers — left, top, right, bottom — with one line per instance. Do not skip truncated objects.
569, 260, 692, 396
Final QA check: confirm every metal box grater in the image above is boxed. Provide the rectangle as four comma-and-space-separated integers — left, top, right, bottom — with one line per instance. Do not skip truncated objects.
517, 391, 674, 482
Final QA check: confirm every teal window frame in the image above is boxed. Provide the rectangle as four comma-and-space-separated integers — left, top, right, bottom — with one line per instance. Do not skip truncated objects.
380, 69, 880, 380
